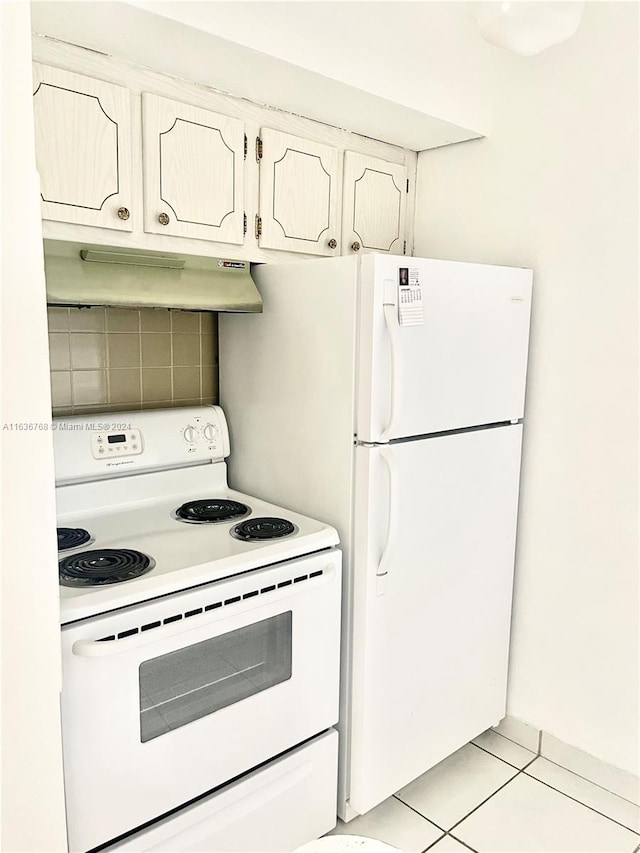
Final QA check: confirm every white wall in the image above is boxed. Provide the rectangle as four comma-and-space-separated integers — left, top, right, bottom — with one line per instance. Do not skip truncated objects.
125, 1, 494, 134
30, 1, 490, 150
415, 2, 639, 775
1, 3, 68, 849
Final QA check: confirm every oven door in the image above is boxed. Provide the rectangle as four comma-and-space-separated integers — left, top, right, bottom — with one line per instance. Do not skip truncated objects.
61, 550, 341, 853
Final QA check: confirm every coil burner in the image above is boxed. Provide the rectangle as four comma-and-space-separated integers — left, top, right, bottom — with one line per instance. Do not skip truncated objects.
231, 517, 297, 542
59, 549, 155, 587
175, 499, 250, 524
58, 527, 93, 551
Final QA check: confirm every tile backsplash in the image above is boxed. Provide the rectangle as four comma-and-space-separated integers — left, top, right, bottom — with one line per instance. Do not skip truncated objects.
48, 307, 218, 415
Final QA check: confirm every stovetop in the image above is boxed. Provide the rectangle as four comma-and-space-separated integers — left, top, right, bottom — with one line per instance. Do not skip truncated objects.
53, 405, 339, 624
56, 466, 338, 625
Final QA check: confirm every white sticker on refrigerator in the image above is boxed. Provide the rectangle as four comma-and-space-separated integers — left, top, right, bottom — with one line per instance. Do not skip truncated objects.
398, 267, 424, 326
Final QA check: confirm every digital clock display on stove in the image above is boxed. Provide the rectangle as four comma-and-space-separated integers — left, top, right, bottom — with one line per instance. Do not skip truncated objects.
107, 434, 127, 444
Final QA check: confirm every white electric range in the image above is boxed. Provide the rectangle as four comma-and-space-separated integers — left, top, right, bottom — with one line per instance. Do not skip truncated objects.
53, 405, 342, 853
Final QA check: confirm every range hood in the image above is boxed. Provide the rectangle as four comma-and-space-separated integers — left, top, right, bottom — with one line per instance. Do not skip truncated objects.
43, 241, 263, 313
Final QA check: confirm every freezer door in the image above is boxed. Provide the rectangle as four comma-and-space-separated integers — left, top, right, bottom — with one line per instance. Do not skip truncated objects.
347, 425, 523, 817
356, 255, 532, 442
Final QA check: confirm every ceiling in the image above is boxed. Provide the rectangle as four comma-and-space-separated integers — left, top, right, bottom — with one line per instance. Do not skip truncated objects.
31, 1, 497, 150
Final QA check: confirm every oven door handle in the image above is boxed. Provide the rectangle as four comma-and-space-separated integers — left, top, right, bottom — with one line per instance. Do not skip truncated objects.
71, 617, 210, 657
70, 564, 337, 657
72, 635, 170, 657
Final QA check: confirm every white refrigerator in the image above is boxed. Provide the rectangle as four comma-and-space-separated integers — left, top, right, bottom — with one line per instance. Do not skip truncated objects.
219, 253, 532, 822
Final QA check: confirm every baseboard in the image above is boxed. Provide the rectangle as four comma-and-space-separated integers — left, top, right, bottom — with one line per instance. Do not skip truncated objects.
492, 716, 640, 806
492, 715, 541, 753
540, 732, 640, 806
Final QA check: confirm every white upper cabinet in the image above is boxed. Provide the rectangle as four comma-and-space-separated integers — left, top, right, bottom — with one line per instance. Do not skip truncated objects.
33, 63, 133, 231
342, 152, 407, 255
32, 40, 416, 260
142, 94, 245, 244
257, 129, 339, 256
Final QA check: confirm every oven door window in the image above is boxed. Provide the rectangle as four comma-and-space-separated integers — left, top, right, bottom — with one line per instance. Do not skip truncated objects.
139, 611, 292, 743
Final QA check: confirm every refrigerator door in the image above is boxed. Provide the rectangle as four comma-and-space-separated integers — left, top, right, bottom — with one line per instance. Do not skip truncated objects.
356, 255, 532, 442
347, 425, 523, 817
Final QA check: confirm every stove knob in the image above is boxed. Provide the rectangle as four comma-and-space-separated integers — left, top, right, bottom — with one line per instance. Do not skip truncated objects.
203, 423, 218, 442
183, 426, 197, 444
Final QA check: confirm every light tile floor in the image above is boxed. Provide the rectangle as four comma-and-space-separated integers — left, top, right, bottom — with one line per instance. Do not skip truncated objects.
328, 730, 640, 853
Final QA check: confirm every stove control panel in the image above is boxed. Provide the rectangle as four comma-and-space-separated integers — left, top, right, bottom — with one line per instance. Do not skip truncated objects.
91, 428, 143, 460
180, 417, 222, 455
53, 405, 231, 484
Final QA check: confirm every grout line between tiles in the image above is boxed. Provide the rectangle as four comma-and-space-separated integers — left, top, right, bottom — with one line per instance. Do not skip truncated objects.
446, 833, 479, 852
106, 325, 113, 407
471, 740, 536, 771
394, 747, 533, 839
490, 727, 541, 755
521, 754, 540, 771
533, 756, 640, 808
391, 794, 447, 835
169, 311, 175, 401
137, 309, 143, 409
420, 831, 446, 852
446, 765, 524, 835
199, 317, 204, 402
519, 767, 640, 836
437, 753, 639, 843
496, 728, 537, 753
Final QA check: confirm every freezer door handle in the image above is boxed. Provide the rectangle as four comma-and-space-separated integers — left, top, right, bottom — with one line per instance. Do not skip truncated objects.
377, 447, 399, 593
380, 298, 403, 442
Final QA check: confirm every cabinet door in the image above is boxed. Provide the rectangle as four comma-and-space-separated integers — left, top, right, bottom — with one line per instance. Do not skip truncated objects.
342, 152, 407, 255
258, 129, 339, 256
33, 64, 133, 231
142, 94, 245, 244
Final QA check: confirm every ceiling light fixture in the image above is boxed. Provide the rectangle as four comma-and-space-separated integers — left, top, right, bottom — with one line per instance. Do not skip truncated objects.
475, 1, 585, 56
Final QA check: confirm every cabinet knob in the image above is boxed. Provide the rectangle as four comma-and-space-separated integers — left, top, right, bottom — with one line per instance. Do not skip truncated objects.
327, 238, 337, 249
351, 241, 361, 252
158, 212, 170, 226
117, 207, 131, 221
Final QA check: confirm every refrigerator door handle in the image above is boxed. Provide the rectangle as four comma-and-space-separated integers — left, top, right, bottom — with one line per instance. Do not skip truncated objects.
380, 298, 403, 442
376, 446, 399, 595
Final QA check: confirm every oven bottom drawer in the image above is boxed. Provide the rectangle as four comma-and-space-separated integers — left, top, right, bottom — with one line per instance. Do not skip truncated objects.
101, 730, 338, 853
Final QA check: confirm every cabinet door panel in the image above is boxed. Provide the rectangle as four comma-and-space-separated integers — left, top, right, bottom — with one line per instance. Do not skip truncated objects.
33, 64, 133, 231
259, 129, 339, 256
143, 94, 245, 244
342, 152, 406, 255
